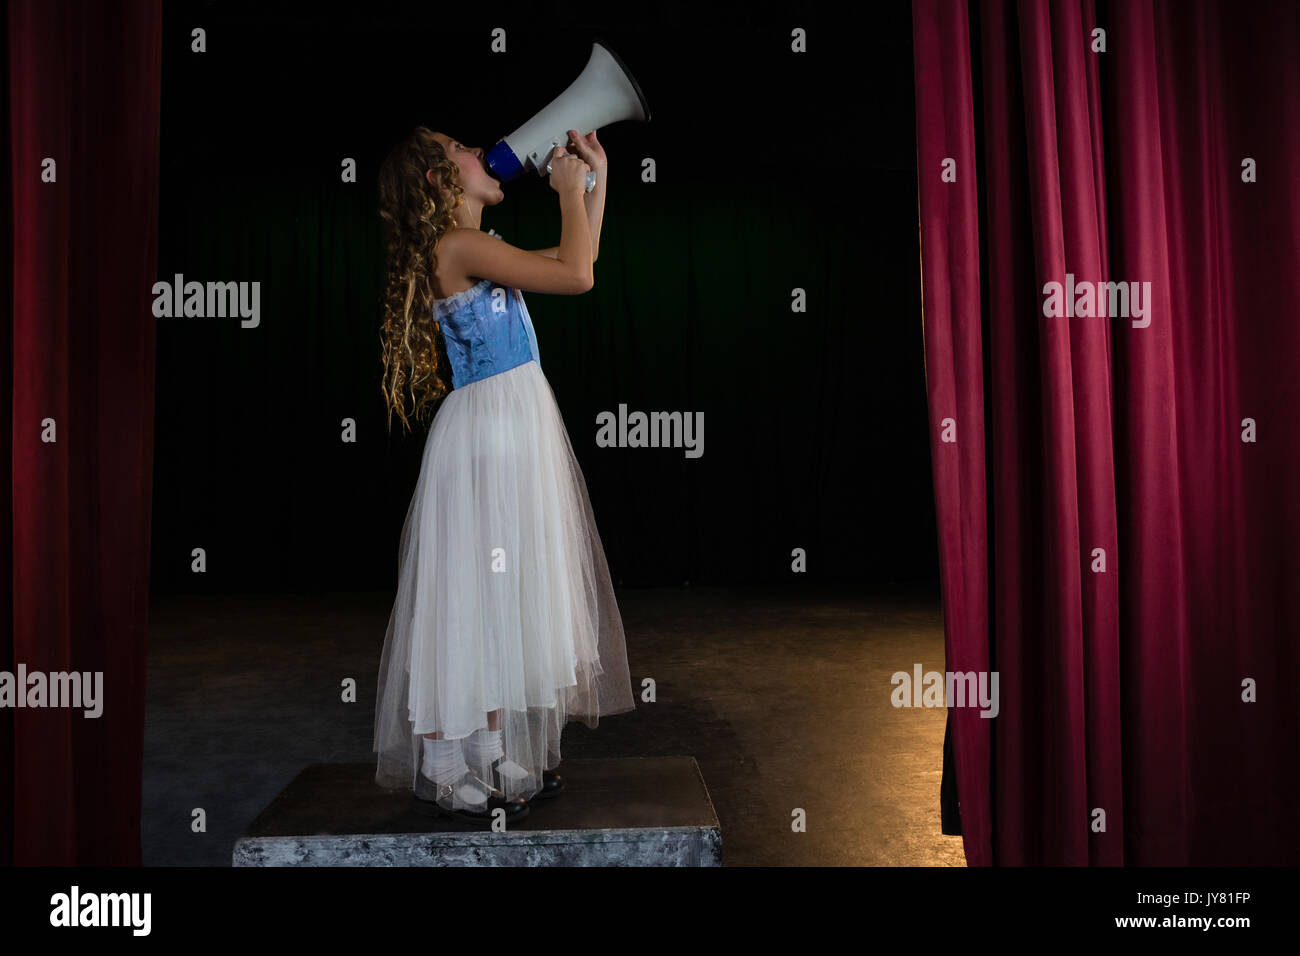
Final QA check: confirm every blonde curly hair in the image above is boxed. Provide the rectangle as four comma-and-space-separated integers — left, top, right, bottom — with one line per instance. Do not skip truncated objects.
376, 126, 466, 434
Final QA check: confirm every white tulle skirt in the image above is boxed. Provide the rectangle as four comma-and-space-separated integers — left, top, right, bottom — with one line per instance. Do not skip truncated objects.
372, 358, 635, 802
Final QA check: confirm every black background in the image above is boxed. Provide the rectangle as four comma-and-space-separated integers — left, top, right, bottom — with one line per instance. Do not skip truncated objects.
151, 0, 935, 594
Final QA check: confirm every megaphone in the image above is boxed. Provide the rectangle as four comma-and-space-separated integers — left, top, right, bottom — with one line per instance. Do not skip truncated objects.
485, 38, 651, 193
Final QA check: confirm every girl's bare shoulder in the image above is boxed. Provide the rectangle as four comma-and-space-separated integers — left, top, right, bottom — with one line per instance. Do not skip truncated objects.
432, 231, 474, 300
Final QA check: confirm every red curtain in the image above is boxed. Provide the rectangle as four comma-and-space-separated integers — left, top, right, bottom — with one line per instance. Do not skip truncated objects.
915, 0, 1300, 866
4, 0, 161, 864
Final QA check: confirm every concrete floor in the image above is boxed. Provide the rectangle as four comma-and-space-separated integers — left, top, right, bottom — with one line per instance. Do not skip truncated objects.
143, 583, 966, 866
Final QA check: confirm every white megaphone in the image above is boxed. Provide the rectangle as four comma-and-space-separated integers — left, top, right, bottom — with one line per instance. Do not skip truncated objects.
484, 38, 651, 193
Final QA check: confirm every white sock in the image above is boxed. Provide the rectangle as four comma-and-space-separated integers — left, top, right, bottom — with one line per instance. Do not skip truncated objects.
421, 737, 468, 787
465, 726, 533, 786
463, 727, 504, 768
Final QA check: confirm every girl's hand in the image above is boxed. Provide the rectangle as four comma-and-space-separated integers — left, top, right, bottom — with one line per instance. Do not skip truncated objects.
565, 128, 606, 173
547, 146, 590, 196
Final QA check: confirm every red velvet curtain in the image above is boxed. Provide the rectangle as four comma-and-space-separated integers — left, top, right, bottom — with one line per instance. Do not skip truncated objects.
4, 0, 161, 864
915, 0, 1300, 866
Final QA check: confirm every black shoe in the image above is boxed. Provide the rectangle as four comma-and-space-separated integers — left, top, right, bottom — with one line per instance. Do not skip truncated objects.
533, 770, 564, 801
487, 756, 564, 802
413, 768, 529, 828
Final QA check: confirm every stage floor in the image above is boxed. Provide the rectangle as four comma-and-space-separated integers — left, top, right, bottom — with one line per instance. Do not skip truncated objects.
143, 582, 962, 866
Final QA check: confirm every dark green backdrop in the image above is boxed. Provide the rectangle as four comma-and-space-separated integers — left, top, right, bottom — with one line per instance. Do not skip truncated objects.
152, 1, 936, 593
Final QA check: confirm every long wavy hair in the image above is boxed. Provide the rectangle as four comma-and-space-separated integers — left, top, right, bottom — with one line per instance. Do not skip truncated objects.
377, 126, 466, 435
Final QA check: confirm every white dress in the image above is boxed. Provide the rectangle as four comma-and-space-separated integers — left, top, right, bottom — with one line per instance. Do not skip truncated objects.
372, 272, 635, 803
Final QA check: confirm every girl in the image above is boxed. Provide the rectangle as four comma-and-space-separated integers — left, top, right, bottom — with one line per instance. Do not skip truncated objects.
372, 126, 635, 827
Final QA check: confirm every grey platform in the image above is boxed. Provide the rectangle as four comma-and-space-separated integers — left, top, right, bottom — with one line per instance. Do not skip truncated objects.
232, 756, 722, 866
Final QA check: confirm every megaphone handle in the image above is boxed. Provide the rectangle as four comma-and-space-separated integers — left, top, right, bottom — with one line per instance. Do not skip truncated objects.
544, 158, 597, 193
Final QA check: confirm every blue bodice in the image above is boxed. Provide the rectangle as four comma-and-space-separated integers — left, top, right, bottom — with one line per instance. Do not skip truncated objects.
435, 278, 542, 389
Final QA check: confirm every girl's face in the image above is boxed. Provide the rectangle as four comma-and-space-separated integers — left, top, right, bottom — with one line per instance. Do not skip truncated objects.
429, 132, 504, 206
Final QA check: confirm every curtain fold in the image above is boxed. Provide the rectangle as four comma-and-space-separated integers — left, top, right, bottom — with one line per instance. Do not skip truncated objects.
915, 0, 1300, 865
5, 0, 162, 864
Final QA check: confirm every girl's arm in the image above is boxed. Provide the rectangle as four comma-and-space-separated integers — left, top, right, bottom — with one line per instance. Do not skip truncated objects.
529, 130, 607, 263
528, 172, 606, 263
582, 165, 605, 263
445, 195, 591, 296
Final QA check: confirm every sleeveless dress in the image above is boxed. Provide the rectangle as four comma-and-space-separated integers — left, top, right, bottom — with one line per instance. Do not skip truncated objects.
372, 270, 636, 803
